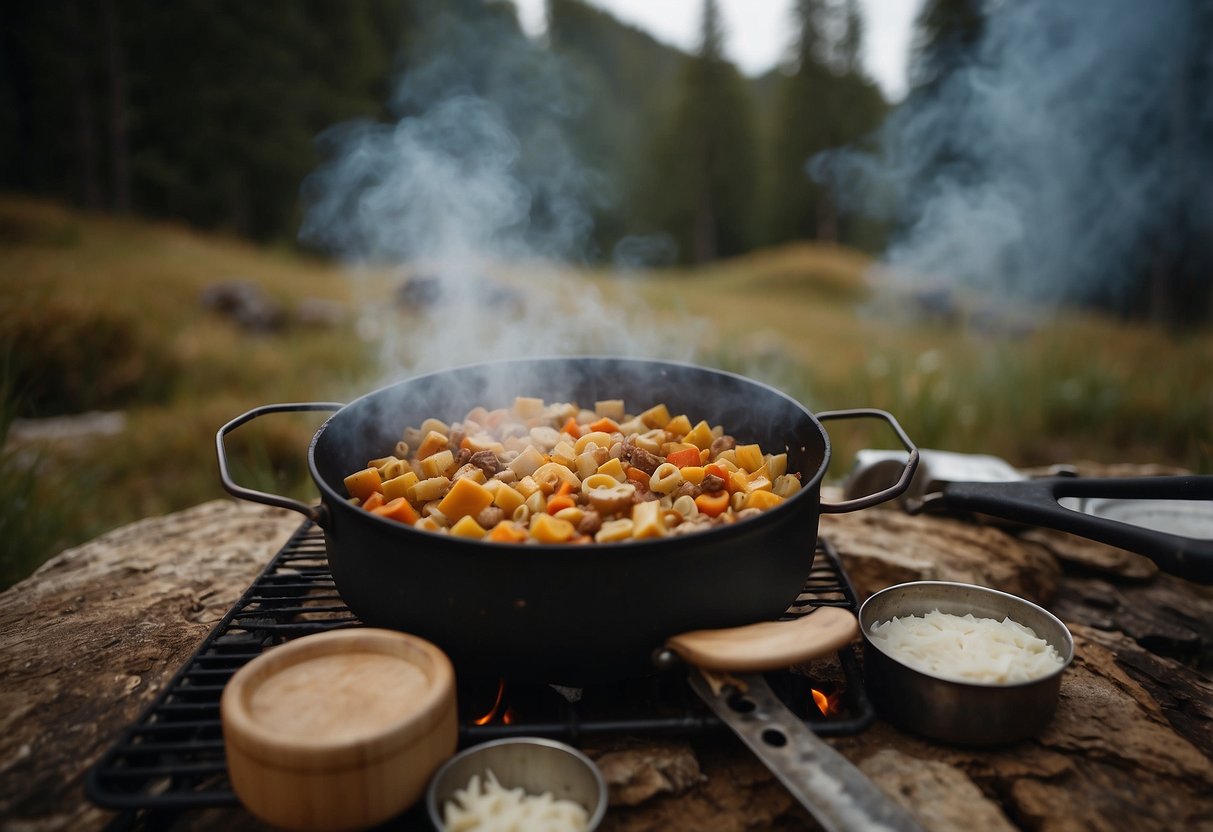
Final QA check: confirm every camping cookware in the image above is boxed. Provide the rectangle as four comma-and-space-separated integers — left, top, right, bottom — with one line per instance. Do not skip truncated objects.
858, 582, 1075, 746
426, 737, 609, 832
667, 609, 926, 832
217, 356, 920, 684
846, 448, 1213, 582
919, 476, 1213, 582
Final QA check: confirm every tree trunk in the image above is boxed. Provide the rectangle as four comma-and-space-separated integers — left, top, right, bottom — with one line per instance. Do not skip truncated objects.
66, 0, 102, 210
100, 0, 130, 213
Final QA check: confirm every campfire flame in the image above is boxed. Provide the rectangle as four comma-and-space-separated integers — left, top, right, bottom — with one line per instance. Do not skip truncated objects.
810, 687, 842, 717
471, 679, 517, 726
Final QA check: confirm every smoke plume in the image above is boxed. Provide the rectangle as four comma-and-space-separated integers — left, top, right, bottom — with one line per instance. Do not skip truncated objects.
298, 9, 697, 380
819, 0, 1213, 317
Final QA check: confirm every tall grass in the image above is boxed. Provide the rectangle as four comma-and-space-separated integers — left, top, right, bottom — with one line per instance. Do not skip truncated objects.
0, 360, 74, 587
1, 197, 1208, 588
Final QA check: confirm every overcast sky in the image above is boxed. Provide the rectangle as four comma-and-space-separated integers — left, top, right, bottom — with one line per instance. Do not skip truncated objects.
513, 0, 925, 101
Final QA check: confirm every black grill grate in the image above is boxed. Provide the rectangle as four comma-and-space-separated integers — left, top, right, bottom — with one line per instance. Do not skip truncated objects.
86, 521, 872, 817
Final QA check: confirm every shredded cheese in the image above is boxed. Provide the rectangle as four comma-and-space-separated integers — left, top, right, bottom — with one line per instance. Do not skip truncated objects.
442, 768, 589, 832
868, 609, 1064, 684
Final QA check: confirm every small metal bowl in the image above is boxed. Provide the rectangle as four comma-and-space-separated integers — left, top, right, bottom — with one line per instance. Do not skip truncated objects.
426, 737, 608, 831
859, 581, 1074, 746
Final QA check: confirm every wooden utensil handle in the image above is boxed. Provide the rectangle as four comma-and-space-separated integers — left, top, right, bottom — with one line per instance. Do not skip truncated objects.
665, 607, 860, 672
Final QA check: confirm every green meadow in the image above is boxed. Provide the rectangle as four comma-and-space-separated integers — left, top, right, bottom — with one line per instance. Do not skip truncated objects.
2, 196, 1209, 587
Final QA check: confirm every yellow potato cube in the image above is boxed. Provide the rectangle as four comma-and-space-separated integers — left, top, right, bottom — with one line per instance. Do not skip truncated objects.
437, 477, 495, 522
767, 453, 788, 479
631, 500, 666, 538
595, 518, 634, 542
530, 513, 575, 543
416, 430, 450, 460
462, 433, 505, 455
639, 403, 671, 429
735, 444, 764, 472
594, 399, 625, 420
684, 420, 714, 450
343, 467, 382, 501
514, 475, 541, 499
449, 515, 487, 539
664, 414, 692, 437
420, 449, 455, 478
512, 396, 545, 419
596, 457, 626, 481
408, 476, 451, 503
618, 417, 646, 435
773, 474, 802, 498
451, 464, 487, 485
574, 451, 599, 480
680, 466, 706, 485
553, 506, 585, 524
524, 490, 545, 516
743, 490, 785, 511
506, 445, 546, 478
746, 475, 773, 493
492, 483, 525, 516
550, 440, 577, 467
381, 471, 420, 502
714, 449, 738, 467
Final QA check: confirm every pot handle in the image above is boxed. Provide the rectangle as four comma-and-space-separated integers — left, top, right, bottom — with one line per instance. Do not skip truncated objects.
216, 402, 344, 526
660, 606, 860, 672
815, 408, 920, 514
925, 476, 1213, 583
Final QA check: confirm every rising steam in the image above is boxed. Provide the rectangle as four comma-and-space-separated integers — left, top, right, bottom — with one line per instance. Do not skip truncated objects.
819, 0, 1211, 316
299, 10, 697, 379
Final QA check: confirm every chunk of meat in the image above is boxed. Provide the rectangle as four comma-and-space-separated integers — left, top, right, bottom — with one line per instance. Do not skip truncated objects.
621, 440, 662, 474
577, 511, 603, 537
476, 506, 505, 529
675, 481, 701, 499
469, 449, 502, 478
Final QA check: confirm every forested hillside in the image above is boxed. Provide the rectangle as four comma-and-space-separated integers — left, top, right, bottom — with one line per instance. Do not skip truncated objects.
2, 0, 1208, 318
0, 0, 886, 263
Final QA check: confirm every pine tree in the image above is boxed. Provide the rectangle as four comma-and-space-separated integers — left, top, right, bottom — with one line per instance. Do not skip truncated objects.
908, 0, 986, 92
646, 0, 759, 263
765, 0, 887, 246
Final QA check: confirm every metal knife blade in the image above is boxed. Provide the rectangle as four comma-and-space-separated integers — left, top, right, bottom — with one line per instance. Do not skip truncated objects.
688, 669, 925, 832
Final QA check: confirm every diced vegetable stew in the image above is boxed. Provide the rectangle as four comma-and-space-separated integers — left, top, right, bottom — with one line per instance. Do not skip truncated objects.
343, 397, 802, 544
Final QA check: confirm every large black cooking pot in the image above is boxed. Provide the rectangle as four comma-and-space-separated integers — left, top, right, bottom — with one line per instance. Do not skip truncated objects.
217, 357, 918, 684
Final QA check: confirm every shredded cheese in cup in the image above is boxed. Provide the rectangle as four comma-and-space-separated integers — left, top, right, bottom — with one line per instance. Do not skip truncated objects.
442, 768, 589, 832
868, 609, 1065, 684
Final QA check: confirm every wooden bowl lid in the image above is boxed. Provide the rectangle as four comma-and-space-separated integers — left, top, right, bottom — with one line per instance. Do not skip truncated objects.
221, 628, 455, 772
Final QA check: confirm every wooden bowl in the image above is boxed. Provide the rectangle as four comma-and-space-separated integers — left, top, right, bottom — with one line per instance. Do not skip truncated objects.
220, 628, 457, 831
